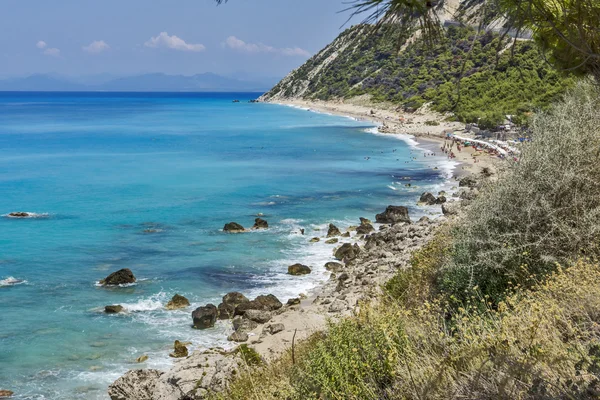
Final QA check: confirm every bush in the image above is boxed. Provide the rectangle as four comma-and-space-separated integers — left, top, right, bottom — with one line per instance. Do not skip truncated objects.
442, 81, 600, 304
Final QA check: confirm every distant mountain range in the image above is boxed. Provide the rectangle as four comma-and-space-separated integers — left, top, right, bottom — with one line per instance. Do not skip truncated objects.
0, 73, 278, 92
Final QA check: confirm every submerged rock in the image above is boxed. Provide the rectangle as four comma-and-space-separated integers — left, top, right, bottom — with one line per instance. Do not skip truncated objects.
252, 218, 268, 229
325, 238, 338, 244
223, 222, 245, 233
217, 292, 250, 320
376, 205, 411, 224
287, 263, 312, 275
0, 390, 13, 398
136, 355, 149, 363
100, 268, 136, 286
7, 212, 30, 218
326, 223, 341, 237
192, 304, 218, 329
310, 237, 320, 243
169, 340, 188, 358
165, 294, 190, 310
104, 305, 124, 314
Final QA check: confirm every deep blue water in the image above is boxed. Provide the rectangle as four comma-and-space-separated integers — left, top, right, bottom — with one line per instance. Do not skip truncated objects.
0, 92, 451, 399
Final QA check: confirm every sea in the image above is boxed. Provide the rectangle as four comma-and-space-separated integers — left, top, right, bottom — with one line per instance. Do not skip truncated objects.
0, 92, 454, 399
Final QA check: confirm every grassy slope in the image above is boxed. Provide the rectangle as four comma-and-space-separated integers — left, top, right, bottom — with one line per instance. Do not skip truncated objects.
215, 82, 600, 400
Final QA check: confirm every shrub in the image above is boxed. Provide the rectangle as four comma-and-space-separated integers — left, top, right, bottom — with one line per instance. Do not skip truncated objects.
442, 81, 600, 304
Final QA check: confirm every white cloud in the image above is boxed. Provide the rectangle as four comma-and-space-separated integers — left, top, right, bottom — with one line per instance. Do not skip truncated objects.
144, 32, 205, 52
43, 48, 60, 57
224, 36, 310, 57
83, 40, 110, 54
36, 40, 47, 49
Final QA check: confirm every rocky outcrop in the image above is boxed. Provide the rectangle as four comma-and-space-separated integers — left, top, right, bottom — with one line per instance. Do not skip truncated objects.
105, 305, 124, 314
108, 349, 242, 400
459, 175, 478, 188
217, 292, 250, 320
356, 222, 375, 235
234, 294, 283, 316
165, 294, 190, 310
327, 223, 341, 237
223, 222, 245, 233
310, 237, 320, 243
169, 341, 188, 358
376, 206, 411, 224
334, 243, 361, 262
252, 218, 268, 229
419, 192, 437, 205
442, 202, 461, 216
325, 262, 344, 272
192, 304, 218, 329
287, 263, 312, 275
101, 269, 136, 286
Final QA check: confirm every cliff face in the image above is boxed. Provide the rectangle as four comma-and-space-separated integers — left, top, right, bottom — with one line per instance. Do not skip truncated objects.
259, 1, 571, 125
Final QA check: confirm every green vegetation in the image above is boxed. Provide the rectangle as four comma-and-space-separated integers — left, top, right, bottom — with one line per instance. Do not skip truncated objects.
275, 23, 573, 127
214, 82, 600, 400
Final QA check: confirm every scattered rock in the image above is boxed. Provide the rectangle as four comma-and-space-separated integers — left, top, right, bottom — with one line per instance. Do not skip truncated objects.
359, 217, 372, 225
169, 340, 188, 358
459, 189, 479, 200
235, 294, 282, 315
252, 218, 268, 229
459, 175, 478, 188
375, 205, 411, 224
286, 298, 301, 306
418, 216, 431, 224
334, 243, 361, 261
287, 263, 312, 275
100, 268, 136, 286
325, 262, 344, 272
325, 238, 338, 244
419, 192, 437, 205
341, 232, 351, 238
223, 222, 245, 233
104, 305, 124, 314
436, 195, 447, 204
232, 316, 258, 332
227, 332, 249, 342
266, 323, 285, 335
326, 224, 341, 237
356, 223, 374, 235
310, 237, 320, 243
244, 310, 272, 324
442, 202, 460, 216
328, 300, 346, 313
192, 304, 218, 329
136, 355, 149, 363
165, 294, 190, 310
217, 292, 250, 320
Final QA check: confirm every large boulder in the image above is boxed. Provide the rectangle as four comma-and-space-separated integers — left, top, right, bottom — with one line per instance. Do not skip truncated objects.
326, 224, 341, 237
244, 309, 272, 324
223, 222, 245, 233
376, 206, 411, 224
192, 304, 218, 329
217, 292, 250, 320
419, 192, 437, 205
252, 218, 268, 229
100, 268, 136, 286
7, 212, 30, 218
232, 316, 258, 332
356, 223, 374, 235
334, 243, 361, 261
234, 294, 282, 316
325, 262, 344, 272
105, 305, 124, 314
165, 294, 190, 310
169, 340, 188, 358
287, 263, 312, 275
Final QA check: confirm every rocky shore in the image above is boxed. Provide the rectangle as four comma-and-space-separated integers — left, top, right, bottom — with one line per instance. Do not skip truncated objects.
108, 176, 482, 399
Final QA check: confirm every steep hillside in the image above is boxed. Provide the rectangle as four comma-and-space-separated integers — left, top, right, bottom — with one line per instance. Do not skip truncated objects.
261, 13, 574, 126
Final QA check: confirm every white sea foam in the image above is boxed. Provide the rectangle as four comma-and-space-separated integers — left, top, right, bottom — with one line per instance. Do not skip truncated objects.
0, 276, 28, 287
387, 185, 398, 191
121, 292, 168, 312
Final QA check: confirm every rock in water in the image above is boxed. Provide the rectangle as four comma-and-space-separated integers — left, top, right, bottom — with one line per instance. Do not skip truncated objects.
234, 294, 282, 315
325, 262, 344, 272
100, 268, 136, 286
310, 237, 320, 243
419, 192, 437, 205
0, 390, 13, 398
334, 243, 361, 261
165, 294, 190, 310
169, 340, 188, 358
136, 355, 149, 363
436, 195, 447, 204
105, 305, 124, 314
7, 212, 30, 218
252, 218, 268, 229
327, 223, 341, 237
356, 223, 374, 235
227, 332, 248, 342
325, 238, 338, 244
192, 304, 218, 329
223, 222, 245, 233
375, 205, 411, 224
287, 263, 312, 275
217, 292, 250, 320
359, 217, 371, 225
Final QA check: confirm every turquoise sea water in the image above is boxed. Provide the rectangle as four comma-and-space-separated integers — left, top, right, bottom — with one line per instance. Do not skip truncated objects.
0, 92, 452, 399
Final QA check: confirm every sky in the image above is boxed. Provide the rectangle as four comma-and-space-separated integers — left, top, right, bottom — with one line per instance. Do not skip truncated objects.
0, 0, 364, 80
